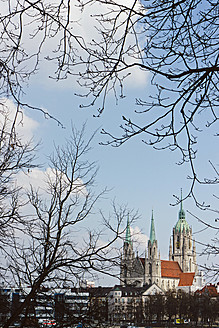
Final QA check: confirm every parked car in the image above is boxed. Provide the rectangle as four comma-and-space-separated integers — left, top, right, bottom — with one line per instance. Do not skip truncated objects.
40, 319, 56, 326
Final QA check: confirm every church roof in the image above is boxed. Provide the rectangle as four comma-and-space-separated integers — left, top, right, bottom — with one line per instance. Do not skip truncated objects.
161, 260, 182, 278
161, 261, 196, 286
178, 272, 195, 286
150, 210, 156, 244
175, 189, 190, 233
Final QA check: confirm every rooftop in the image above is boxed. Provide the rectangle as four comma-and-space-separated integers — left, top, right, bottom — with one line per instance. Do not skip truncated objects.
161, 260, 182, 278
178, 272, 195, 286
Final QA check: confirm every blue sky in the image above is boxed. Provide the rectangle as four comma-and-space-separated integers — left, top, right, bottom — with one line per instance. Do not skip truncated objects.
4, 0, 218, 286
16, 65, 218, 286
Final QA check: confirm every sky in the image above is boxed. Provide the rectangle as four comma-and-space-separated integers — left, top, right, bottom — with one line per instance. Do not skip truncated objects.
2, 0, 218, 286
15, 71, 218, 285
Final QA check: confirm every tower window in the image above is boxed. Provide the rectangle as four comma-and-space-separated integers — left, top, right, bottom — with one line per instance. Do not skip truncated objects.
149, 263, 152, 274
176, 236, 180, 249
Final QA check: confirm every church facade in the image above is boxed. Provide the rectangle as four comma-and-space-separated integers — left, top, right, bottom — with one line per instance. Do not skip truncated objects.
120, 194, 205, 292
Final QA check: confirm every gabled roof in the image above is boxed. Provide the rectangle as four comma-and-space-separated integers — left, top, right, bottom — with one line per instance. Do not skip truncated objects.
89, 287, 112, 297
195, 284, 219, 297
161, 260, 182, 278
178, 272, 195, 286
111, 283, 163, 297
142, 283, 164, 296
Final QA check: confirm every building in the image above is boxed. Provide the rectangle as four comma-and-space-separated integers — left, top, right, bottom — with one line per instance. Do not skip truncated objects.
120, 192, 205, 292
89, 287, 112, 323
108, 283, 164, 323
0, 286, 90, 326
195, 283, 219, 299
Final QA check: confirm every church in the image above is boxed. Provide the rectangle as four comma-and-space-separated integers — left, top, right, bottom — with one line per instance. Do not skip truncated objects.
120, 193, 205, 292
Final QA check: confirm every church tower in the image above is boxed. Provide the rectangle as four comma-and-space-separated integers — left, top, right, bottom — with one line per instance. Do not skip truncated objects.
120, 216, 135, 285
145, 211, 161, 285
169, 190, 197, 273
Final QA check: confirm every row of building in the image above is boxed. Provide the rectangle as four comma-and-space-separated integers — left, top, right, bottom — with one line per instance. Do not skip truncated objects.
1, 196, 218, 326
0, 282, 218, 326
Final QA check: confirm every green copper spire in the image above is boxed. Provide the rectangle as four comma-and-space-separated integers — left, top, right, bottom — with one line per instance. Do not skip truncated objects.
150, 210, 156, 244
175, 189, 190, 232
125, 215, 132, 244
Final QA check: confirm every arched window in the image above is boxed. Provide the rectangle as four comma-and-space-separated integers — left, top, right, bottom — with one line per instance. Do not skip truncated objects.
149, 263, 152, 274
124, 265, 127, 278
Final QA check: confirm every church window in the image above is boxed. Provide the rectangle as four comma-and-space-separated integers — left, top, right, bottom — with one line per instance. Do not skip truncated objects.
124, 265, 127, 278
149, 247, 151, 257
176, 236, 180, 249
149, 263, 152, 274
189, 239, 192, 249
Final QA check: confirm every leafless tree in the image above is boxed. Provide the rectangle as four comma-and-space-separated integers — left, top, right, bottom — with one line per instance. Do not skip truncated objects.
1, 0, 218, 276
0, 125, 134, 328
0, 100, 37, 243
1, 0, 218, 205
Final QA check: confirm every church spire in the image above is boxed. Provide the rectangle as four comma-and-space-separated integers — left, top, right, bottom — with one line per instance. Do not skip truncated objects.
125, 215, 131, 244
179, 188, 185, 220
175, 189, 190, 232
150, 210, 156, 244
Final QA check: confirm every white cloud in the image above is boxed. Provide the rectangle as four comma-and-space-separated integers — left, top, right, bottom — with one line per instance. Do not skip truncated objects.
16, 168, 46, 192
0, 98, 39, 141
16, 167, 88, 197
16, 0, 148, 90
131, 226, 148, 253
77, 0, 148, 88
